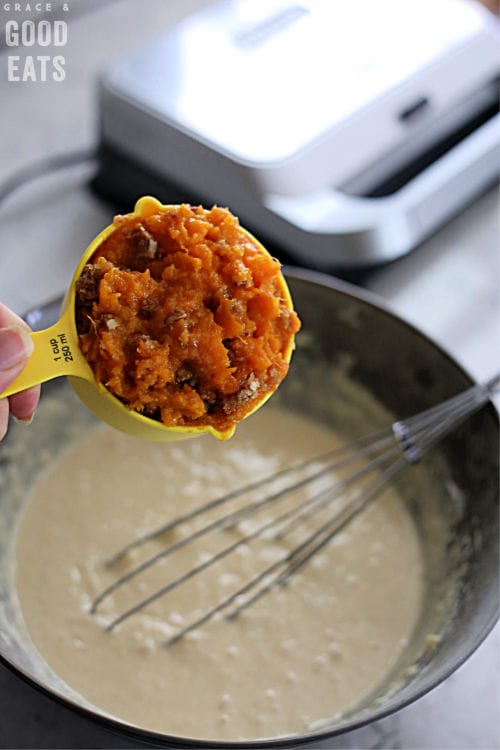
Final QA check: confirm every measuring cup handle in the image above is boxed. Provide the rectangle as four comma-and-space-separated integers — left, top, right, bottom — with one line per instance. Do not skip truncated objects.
0, 321, 87, 398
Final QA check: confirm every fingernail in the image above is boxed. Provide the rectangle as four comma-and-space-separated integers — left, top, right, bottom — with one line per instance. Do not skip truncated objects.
12, 413, 35, 426
0, 327, 34, 370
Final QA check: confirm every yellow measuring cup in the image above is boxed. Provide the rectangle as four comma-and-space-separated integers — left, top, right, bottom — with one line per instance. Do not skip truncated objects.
0, 197, 296, 442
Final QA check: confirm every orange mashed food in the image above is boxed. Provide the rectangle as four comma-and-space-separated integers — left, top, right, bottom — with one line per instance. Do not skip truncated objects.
75, 204, 300, 433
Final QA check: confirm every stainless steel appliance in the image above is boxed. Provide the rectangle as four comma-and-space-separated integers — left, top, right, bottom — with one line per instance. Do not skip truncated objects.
95, 0, 500, 269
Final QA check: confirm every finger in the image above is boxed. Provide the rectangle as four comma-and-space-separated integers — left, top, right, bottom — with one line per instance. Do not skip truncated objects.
0, 398, 8, 441
9, 384, 41, 423
0, 303, 30, 332
0, 327, 34, 394
0, 308, 39, 435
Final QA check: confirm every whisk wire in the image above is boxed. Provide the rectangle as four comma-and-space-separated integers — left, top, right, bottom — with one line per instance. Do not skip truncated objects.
90, 375, 499, 644
102, 439, 402, 630
103, 437, 387, 568
106, 472, 350, 632
165, 454, 409, 646
93, 434, 400, 615
226, 455, 409, 625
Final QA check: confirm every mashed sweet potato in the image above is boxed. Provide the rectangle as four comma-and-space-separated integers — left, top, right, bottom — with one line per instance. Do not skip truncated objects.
75, 203, 300, 433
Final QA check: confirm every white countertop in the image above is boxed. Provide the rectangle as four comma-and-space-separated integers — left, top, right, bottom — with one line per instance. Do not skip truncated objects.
0, 1, 499, 748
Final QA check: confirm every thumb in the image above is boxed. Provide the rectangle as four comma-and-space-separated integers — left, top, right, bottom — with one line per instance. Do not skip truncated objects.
0, 327, 34, 391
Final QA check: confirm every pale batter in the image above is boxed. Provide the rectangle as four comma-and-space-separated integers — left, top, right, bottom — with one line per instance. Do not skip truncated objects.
14, 405, 424, 741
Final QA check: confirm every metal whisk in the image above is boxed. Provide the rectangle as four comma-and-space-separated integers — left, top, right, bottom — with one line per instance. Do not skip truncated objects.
91, 374, 499, 645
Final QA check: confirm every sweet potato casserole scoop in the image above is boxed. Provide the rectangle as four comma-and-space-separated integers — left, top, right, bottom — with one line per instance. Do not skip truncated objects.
75, 200, 301, 438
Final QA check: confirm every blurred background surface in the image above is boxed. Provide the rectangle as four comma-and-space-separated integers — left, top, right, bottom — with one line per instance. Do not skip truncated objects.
0, 1, 498, 748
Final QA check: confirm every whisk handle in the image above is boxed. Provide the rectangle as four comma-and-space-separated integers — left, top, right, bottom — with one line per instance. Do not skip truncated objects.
486, 373, 500, 395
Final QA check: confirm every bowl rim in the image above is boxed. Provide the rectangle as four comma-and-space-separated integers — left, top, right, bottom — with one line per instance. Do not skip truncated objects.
1, 265, 498, 748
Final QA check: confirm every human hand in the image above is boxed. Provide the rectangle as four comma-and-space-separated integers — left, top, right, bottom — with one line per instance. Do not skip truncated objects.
0, 303, 40, 440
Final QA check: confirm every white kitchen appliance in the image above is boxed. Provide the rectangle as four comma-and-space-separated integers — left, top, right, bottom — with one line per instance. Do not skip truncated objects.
95, 0, 500, 270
